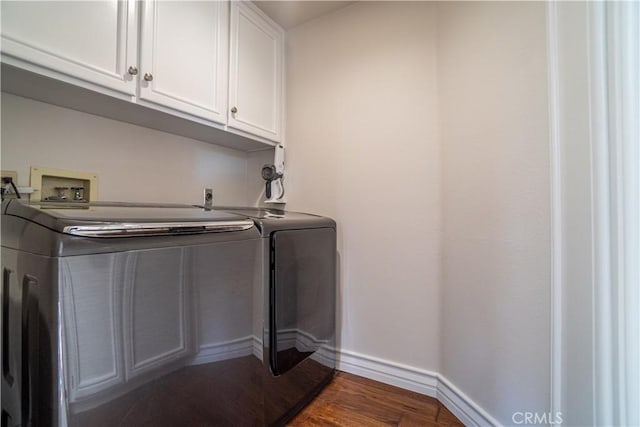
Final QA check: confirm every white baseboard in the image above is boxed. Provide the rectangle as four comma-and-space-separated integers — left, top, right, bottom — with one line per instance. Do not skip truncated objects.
336, 349, 501, 427
188, 335, 498, 425
252, 335, 264, 360
337, 349, 439, 397
437, 374, 501, 427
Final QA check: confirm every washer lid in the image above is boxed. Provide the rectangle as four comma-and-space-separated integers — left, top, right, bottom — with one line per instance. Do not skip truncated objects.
3, 201, 255, 237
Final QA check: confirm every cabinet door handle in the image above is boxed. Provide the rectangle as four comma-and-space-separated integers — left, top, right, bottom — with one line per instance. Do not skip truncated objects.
127, 66, 138, 76
230, 106, 238, 114
144, 73, 153, 82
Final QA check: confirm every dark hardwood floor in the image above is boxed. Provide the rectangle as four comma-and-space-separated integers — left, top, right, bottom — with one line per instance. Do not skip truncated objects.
289, 372, 464, 427
64, 355, 462, 427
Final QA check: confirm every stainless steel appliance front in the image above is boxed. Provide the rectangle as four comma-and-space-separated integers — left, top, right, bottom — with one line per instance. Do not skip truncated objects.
1, 202, 336, 426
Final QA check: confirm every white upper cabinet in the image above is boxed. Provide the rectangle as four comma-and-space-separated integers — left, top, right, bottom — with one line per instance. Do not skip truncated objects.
228, 2, 284, 143
0, 1, 285, 149
0, 0, 137, 96
138, 1, 229, 124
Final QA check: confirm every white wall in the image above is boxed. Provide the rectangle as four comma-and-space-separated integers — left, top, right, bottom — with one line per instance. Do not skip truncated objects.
285, 1, 442, 371
286, 0, 551, 424
437, 2, 550, 424
1, 93, 272, 205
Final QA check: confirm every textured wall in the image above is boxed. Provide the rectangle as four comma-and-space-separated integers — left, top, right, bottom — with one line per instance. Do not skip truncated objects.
437, 2, 550, 424
285, 1, 442, 371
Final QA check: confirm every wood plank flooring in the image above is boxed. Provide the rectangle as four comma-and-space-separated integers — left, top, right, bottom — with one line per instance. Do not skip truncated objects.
289, 372, 464, 426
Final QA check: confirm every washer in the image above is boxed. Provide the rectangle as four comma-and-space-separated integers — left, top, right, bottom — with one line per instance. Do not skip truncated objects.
1, 201, 336, 426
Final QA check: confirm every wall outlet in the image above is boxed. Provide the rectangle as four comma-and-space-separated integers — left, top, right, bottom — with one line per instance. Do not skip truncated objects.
203, 188, 213, 209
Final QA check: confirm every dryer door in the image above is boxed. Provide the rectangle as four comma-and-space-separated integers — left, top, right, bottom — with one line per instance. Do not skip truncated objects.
269, 228, 336, 376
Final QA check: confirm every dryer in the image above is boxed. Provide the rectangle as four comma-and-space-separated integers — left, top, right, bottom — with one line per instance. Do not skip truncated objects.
226, 207, 337, 425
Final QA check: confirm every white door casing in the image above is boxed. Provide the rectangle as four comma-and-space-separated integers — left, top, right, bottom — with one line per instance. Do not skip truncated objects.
548, 2, 640, 425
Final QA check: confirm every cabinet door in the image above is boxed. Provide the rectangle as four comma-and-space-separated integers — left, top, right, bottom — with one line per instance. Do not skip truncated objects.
138, 0, 229, 124
0, 1, 137, 95
228, 2, 283, 142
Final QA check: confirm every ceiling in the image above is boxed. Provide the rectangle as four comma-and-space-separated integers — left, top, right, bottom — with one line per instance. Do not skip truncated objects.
254, 1, 356, 30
